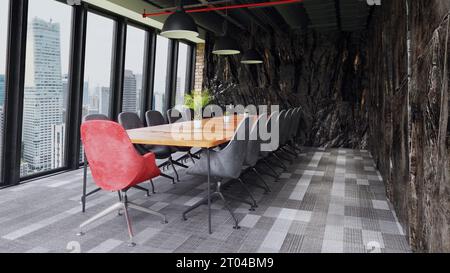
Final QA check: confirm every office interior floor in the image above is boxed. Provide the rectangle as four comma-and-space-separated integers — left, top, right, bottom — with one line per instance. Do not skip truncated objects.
0, 148, 411, 253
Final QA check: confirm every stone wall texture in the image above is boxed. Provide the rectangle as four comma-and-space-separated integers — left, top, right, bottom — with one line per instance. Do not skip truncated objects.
203, 30, 369, 149
366, 0, 450, 252
200, 0, 450, 252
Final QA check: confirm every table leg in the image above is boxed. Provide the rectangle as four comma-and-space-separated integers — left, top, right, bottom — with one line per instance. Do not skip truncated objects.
207, 148, 211, 234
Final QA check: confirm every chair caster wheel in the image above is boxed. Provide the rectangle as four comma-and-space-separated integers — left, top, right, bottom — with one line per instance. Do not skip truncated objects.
233, 225, 241, 230
249, 207, 255, 211
182, 216, 187, 221
76, 231, 85, 236
127, 242, 136, 247
161, 219, 168, 224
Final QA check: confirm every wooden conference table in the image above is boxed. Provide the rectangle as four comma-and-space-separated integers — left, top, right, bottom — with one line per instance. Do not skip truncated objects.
126, 115, 247, 234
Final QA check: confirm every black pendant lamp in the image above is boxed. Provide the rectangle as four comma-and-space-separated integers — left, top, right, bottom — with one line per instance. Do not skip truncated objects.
212, 35, 241, 55
241, 49, 263, 64
212, 8, 240, 55
161, 0, 198, 39
241, 21, 263, 64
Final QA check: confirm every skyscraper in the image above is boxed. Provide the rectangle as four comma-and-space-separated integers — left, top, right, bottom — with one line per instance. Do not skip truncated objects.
0, 77, 4, 170
175, 76, 183, 106
0, 105, 4, 170
135, 74, 142, 114
51, 123, 65, 169
123, 69, 137, 113
0, 74, 5, 107
22, 18, 64, 174
98, 87, 110, 115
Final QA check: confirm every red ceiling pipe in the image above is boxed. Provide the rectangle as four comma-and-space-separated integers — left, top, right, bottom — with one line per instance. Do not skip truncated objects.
143, 0, 303, 17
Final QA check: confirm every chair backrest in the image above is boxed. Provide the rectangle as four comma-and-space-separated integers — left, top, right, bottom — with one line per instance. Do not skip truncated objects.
166, 108, 181, 124
285, 108, 296, 139
145, 110, 166, 127
81, 120, 144, 191
167, 107, 193, 124
244, 114, 266, 167
83, 114, 109, 122
216, 116, 250, 178
291, 107, 301, 138
118, 112, 143, 130
265, 110, 279, 134
203, 105, 223, 118
276, 110, 287, 145
184, 108, 193, 121
258, 111, 280, 153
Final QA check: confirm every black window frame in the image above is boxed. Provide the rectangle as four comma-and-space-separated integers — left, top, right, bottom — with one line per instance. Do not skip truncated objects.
0, 0, 197, 187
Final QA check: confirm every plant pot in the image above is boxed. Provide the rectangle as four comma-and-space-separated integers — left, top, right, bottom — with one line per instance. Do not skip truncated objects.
194, 119, 202, 128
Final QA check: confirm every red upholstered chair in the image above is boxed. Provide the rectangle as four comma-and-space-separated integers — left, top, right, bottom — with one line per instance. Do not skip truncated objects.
78, 120, 167, 246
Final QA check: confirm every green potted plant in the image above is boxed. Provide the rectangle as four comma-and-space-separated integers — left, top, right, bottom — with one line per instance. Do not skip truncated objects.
184, 89, 212, 128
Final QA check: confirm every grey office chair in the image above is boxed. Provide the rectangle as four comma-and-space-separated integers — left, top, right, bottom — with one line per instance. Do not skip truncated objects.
165, 108, 199, 164
118, 112, 177, 184
145, 109, 194, 170
240, 113, 271, 193
258, 111, 283, 178
203, 104, 223, 118
270, 109, 293, 164
280, 109, 300, 159
281, 109, 298, 162
183, 117, 254, 229
167, 107, 189, 124
286, 108, 302, 153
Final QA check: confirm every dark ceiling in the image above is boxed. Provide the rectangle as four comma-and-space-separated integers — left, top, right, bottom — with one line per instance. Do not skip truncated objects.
142, 0, 373, 35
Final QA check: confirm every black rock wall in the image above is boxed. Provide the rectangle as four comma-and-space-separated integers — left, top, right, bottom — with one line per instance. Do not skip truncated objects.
202, 0, 450, 252
203, 29, 369, 149
366, 0, 450, 252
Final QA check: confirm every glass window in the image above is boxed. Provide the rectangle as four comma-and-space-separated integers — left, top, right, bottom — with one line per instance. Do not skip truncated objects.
152, 35, 169, 113
80, 12, 114, 163
123, 25, 146, 115
174, 42, 191, 107
82, 12, 114, 119
21, 0, 72, 177
0, 0, 9, 181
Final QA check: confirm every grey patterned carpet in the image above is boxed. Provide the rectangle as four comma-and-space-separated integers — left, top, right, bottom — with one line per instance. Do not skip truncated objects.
0, 148, 411, 253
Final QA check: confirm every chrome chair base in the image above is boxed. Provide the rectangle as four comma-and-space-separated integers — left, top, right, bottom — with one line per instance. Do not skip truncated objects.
82, 157, 154, 211
77, 191, 167, 247
182, 181, 244, 229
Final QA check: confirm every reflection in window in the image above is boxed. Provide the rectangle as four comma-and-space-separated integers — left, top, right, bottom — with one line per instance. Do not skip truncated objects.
175, 43, 190, 107
0, 0, 9, 181
123, 25, 145, 115
152, 35, 169, 113
21, 0, 72, 177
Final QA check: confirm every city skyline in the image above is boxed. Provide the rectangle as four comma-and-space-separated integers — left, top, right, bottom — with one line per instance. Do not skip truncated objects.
0, 0, 191, 177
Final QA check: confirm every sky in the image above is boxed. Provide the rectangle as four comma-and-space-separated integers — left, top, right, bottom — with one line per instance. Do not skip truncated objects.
0, 0, 188, 93
0, 0, 9, 75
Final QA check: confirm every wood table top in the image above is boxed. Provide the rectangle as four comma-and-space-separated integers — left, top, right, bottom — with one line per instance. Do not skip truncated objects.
127, 115, 250, 148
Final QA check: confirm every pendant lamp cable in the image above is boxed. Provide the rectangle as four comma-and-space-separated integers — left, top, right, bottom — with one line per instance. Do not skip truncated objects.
250, 20, 255, 48
222, 1, 228, 36
176, 0, 182, 11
